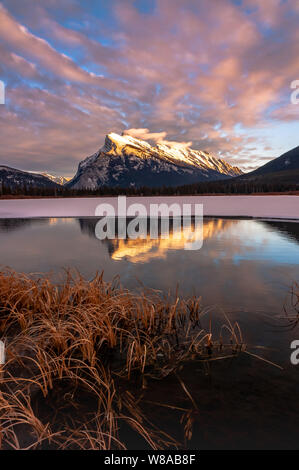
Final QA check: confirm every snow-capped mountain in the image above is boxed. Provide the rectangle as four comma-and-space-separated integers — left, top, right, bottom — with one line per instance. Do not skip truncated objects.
0, 166, 61, 190
67, 133, 242, 190
41, 173, 70, 186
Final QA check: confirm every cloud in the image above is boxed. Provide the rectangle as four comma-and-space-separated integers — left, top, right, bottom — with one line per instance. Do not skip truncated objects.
124, 128, 192, 150
0, 0, 298, 175
0, 4, 114, 86
123, 128, 167, 142
158, 140, 193, 150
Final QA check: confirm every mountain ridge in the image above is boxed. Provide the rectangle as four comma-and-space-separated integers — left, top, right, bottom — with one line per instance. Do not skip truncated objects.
242, 146, 299, 178
0, 165, 61, 190
41, 173, 70, 186
67, 132, 242, 190
1, 141, 298, 193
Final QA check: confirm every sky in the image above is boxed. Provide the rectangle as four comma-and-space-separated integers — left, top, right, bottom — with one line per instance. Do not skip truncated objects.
0, 0, 298, 177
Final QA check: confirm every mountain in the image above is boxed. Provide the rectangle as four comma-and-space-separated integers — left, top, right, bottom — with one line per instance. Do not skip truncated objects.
249, 146, 299, 175
41, 173, 70, 186
240, 146, 299, 184
0, 165, 61, 190
67, 133, 242, 190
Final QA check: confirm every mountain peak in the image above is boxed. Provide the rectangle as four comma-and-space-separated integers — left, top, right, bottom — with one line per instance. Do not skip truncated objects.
241, 145, 299, 181
0, 165, 61, 190
102, 132, 152, 155
67, 132, 242, 190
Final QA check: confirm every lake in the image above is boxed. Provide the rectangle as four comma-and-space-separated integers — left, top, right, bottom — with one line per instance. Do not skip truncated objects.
1, 216, 299, 448
1, 215, 299, 359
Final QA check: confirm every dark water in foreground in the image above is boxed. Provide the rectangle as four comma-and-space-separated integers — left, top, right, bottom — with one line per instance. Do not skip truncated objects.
1, 217, 299, 448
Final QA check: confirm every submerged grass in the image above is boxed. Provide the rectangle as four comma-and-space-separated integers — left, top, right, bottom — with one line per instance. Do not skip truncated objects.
282, 282, 299, 329
0, 268, 260, 450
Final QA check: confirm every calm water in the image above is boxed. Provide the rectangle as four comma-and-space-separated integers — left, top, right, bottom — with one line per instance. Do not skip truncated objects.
1, 216, 299, 448
0, 217, 299, 362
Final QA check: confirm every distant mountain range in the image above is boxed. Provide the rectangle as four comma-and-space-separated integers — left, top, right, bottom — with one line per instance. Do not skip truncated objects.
66, 133, 242, 189
41, 173, 70, 186
0, 136, 298, 192
238, 146, 299, 185
0, 166, 61, 190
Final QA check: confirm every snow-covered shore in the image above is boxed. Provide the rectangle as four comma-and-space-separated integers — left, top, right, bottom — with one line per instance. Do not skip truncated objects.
0, 195, 298, 220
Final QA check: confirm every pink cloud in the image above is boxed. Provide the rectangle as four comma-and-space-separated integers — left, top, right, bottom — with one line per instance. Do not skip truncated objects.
124, 128, 192, 149
0, 0, 298, 175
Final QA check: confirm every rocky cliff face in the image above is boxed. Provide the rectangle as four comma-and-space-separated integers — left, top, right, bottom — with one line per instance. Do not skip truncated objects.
67, 133, 242, 189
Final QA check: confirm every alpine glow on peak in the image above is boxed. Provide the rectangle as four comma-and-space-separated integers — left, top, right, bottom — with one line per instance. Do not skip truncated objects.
67, 132, 242, 190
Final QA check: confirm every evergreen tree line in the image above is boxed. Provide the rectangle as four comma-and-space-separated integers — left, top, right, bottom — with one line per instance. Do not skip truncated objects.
0, 178, 298, 198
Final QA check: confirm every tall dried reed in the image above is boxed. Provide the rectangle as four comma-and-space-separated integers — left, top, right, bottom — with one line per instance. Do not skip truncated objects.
0, 269, 247, 450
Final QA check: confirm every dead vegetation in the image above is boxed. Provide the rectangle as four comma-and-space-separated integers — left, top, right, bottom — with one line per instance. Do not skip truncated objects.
282, 282, 299, 329
0, 269, 252, 449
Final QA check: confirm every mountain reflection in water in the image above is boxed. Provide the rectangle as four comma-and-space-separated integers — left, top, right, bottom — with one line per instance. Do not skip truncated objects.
78, 217, 235, 263
0, 215, 298, 354
0, 217, 298, 319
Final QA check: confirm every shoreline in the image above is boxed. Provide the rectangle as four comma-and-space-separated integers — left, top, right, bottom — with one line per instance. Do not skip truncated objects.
1, 191, 299, 201
0, 195, 299, 220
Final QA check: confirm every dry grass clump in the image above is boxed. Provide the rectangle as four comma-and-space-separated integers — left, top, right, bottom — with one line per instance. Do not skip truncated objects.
0, 269, 245, 450
282, 283, 299, 329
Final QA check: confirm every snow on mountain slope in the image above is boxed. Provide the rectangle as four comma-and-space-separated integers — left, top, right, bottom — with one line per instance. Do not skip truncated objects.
67, 133, 242, 190
0, 166, 61, 190
41, 173, 70, 186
